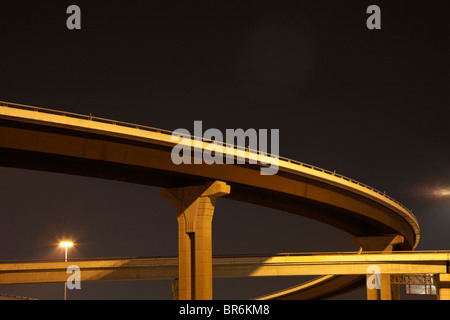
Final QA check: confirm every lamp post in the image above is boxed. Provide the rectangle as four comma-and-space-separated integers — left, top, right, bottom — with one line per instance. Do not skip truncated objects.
59, 241, 74, 300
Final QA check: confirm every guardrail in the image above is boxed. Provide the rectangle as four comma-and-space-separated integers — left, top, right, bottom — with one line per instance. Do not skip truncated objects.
1, 250, 449, 265
0, 250, 450, 266
0, 293, 37, 300
0, 100, 416, 218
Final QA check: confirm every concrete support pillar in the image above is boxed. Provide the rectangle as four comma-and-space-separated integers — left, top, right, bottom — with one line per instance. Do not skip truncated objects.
365, 279, 379, 300
436, 274, 450, 300
350, 234, 404, 300
379, 274, 392, 300
161, 181, 230, 300
391, 280, 401, 300
172, 278, 179, 300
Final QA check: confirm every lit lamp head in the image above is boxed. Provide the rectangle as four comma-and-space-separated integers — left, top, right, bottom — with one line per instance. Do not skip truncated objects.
59, 241, 74, 262
59, 241, 74, 248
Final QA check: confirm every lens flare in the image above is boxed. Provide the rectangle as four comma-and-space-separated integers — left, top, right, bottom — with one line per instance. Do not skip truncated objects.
432, 188, 450, 197
411, 179, 450, 202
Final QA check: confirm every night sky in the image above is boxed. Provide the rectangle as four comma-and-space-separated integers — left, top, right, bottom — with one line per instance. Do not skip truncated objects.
0, 1, 449, 300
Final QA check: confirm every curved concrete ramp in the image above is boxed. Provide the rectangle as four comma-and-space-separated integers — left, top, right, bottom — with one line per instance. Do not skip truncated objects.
0, 101, 423, 299
254, 275, 365, 300
0, 102, 420, 250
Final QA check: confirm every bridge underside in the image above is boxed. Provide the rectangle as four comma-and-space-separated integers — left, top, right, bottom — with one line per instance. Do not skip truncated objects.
0, 118, 416, 249
0, 104, 422, 299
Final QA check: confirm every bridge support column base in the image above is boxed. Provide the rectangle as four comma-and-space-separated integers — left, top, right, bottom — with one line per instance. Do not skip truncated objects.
436, 274, 450, 300
351, 234, 404, 300
365, 274, 398, 300
172, 278, 179, 300
161, 181, 230, 300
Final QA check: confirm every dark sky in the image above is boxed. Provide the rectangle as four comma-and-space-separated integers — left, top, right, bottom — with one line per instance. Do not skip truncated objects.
0, 0, 449, 300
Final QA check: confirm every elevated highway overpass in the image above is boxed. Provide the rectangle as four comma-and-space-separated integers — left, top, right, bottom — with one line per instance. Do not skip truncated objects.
1, 252, 450, 299
0, 101, 426, 299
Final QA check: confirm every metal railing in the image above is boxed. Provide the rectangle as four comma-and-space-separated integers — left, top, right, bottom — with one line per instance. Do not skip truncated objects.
0, 100, 416, 219
1, 250, 449, 265
0, 293, 37, 300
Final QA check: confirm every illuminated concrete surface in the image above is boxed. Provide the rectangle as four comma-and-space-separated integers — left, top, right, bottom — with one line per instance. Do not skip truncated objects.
161, 181, 231, 299
0, 101, 432, 300
0, 252, 449, 299
0, 102, 420, 249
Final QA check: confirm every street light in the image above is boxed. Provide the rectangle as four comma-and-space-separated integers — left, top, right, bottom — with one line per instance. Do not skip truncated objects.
59, 241, 73, 262
59, 241, 74, 300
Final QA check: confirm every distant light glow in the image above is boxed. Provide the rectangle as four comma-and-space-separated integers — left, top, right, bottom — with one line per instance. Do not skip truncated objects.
432, 188, 450, 197
413, 181, 450, 201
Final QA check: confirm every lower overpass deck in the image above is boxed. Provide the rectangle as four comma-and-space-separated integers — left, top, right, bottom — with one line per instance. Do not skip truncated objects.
1, 251, 449, 299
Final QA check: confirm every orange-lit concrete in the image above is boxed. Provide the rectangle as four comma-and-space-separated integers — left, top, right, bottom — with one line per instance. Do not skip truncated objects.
0, 102, 420, 251
436, 274, 450, 300
161, 181, 230, 300
0, 101, 433, 300
0, 252, 450, 299
351, 234, 404, 300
